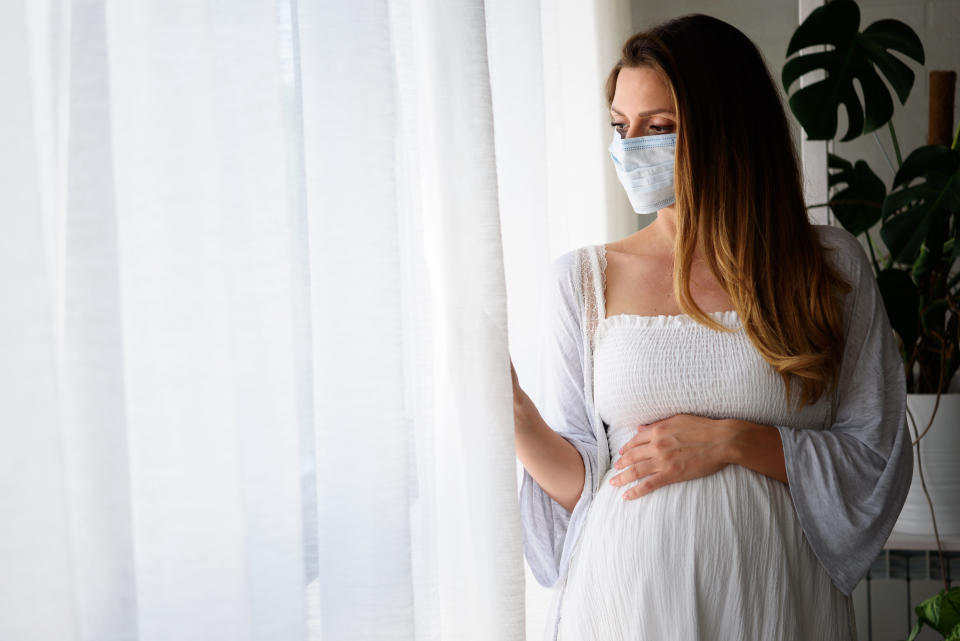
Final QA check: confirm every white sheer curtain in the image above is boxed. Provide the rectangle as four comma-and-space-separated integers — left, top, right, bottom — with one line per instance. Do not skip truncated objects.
491, 1, 633, 638
1, 1, 626, 639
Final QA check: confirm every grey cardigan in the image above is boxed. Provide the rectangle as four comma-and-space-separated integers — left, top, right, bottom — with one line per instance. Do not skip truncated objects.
518, 224, 913, 641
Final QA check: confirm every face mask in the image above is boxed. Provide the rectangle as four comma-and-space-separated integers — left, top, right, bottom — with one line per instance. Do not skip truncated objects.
608, 129, 677, 213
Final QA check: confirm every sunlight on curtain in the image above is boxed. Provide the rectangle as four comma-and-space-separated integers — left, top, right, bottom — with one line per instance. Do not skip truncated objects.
0, 0, 530, 639
489, 1, 633, 638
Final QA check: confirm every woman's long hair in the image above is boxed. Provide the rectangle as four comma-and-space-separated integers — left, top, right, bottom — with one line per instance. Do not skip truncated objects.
606, 14, 852, 412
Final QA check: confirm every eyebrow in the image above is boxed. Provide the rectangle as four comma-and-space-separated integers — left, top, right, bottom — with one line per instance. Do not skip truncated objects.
609, 107, 674, 117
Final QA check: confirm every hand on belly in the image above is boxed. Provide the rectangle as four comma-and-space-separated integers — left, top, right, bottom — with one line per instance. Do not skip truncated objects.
607, 413, 736, 501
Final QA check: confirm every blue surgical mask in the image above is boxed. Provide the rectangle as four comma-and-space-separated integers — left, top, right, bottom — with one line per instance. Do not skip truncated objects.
608, 130, 677, 213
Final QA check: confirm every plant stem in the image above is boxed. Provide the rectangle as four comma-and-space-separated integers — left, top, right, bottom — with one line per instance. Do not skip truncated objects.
864, 231, 882, 274
888, 120, 903, 167
873, 130, 897, 178
953, 120, 960, 151
905, 401, 949, 594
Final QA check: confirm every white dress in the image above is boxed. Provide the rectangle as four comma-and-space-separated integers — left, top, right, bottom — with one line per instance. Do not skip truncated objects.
555, 309, 858, 641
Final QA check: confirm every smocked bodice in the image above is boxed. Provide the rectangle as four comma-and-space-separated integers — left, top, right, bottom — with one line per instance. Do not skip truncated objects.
593, 310, 831, 463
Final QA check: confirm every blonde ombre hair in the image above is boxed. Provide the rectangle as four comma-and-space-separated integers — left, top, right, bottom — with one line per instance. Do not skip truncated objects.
606, 14, 853, 412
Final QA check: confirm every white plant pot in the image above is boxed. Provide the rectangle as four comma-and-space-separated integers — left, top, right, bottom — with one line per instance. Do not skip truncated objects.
889, 393, 960, 537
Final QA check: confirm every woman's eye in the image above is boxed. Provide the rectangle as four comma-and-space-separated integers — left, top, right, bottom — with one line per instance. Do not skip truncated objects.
609, 122, 672, 135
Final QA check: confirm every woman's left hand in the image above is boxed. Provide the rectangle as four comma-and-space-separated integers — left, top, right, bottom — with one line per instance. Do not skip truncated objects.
609, 414, 736, 500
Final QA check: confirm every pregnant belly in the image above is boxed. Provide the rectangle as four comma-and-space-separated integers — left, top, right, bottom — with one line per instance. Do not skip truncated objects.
558, 463, 815, 629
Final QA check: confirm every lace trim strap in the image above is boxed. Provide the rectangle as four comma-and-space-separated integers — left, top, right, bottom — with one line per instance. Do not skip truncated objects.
579, 245, 606, 354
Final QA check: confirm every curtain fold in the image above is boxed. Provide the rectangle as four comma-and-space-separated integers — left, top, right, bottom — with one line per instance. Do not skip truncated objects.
489, 0, 632, 634
2, 2, 81, 639
1, 0, 624, 639
298, 0, 522, 638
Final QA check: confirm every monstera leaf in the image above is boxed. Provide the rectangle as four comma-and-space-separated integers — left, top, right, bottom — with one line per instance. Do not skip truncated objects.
827, 153, 886, 235
880, 144, 960, 265
876, 268, 919, 355
782, 0, 924, 141
905, 586, 960, 641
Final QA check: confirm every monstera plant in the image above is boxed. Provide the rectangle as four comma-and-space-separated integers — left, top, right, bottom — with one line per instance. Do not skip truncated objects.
781, 1, 960, 638
782, 0, 960, 395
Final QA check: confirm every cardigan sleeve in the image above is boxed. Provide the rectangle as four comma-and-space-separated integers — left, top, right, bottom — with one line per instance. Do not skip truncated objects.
518, 249, 599, 589
774, 226, 914, 595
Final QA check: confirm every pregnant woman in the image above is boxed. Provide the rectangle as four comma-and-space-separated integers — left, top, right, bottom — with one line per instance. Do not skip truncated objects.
511, 14, 913, 641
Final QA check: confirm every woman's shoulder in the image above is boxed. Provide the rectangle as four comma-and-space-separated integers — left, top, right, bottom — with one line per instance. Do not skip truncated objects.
543, 247, 587, 303
548, 244, 602, 285
810, 223, 870, 279
811, 222, 858, 249
549, 246, 585, 273
546, 245, 605, 318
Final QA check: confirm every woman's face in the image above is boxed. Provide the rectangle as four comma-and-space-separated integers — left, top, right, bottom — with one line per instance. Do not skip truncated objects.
609, 66, 676, 140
